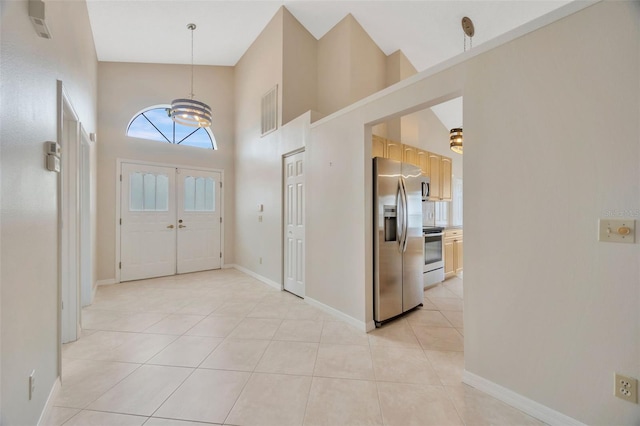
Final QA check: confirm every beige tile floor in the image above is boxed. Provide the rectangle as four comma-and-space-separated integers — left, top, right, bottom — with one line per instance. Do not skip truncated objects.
45, 269, 543, 426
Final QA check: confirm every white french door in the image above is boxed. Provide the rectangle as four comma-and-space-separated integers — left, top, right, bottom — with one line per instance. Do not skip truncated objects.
283, 151, 305, 297
176, 168, 222, 273
121, 163, 177, 282
120, 163, 222, 282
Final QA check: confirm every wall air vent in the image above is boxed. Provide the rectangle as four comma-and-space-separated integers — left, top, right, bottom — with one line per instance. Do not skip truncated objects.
261, 85, 278, 136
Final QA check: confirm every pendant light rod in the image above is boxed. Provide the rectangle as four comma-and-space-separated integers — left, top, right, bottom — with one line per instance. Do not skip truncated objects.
188, 23, 195, 99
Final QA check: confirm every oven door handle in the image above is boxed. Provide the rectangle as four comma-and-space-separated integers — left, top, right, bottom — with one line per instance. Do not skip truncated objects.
424, 232, 444, 237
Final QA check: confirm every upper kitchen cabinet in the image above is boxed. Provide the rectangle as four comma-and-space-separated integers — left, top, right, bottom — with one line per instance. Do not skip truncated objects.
372, 135, 386, 158
440, 156, 452, 201
371, 135, 402, 161
370, 137, 452, 202
417, 149, 429, 175
427, 152, 453, 201
402, 144, 418, 166
386, 139, 403, 161
428, 152, 441, 200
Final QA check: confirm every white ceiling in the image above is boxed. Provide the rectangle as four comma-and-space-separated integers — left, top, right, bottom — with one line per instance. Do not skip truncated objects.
86, 0, 571, 70
85, 0, 571, 129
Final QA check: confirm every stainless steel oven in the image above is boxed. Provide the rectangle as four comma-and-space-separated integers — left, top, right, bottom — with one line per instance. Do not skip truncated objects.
423, 226, 444, 287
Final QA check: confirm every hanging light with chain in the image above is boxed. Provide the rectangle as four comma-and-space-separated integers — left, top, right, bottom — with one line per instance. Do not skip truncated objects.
450, 17, 473, 154
170, 23, 212, 128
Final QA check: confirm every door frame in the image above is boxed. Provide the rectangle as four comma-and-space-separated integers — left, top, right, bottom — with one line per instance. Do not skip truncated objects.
115, 158, 224, 283
282, 148, 306, 297
79, 126, 94, 307
57, 80, 81, 350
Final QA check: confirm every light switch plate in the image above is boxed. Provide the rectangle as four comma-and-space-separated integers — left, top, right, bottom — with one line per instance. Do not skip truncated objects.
599, 219, 635, 243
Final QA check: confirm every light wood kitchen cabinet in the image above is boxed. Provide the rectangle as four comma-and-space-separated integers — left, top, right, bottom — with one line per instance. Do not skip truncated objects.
454, 238, 463, 274
443, 239, 455, 278
402, 145, 418, 166
370, 138, 453, 197
372, 135, 386, 158
417, 149, 429, 175
444, 229, 463, 279
440, 156, 452, 201
427, 152, 441, 200
386, 139, 403, 161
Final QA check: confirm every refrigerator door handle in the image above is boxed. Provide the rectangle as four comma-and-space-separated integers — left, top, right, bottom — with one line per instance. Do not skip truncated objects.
400, 178, 409, 253
396, 180, 404, 252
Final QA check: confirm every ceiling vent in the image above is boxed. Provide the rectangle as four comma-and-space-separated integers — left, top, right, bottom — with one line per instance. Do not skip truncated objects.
261, 85, 278, 136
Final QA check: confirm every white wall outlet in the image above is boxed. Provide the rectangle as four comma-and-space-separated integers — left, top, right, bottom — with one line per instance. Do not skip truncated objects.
258, 215, 263, 222
598, 219, 635, 243
614, 373, 638, 403
29, 370, 36, 400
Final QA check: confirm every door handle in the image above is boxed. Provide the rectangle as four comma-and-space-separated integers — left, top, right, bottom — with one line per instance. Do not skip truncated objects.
400, 178, 409, 253
179, 224, 187, 228
167, 224, 174, 229
397, 181, 404, 252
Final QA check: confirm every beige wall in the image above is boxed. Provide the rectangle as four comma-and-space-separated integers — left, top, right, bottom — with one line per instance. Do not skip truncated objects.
384, 50, 417, 141
317, 14, 387, 117
0, 1, 98, 424
96, 62, 235, 282
306, 1, 638, 423
386, 49, 418, 86
463, 2, 638, 423
282, 8, 317, 125
234, 8, 285, 280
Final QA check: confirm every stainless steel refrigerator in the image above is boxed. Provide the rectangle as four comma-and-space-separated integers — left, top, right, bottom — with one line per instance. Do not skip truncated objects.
373, 157, 424, 326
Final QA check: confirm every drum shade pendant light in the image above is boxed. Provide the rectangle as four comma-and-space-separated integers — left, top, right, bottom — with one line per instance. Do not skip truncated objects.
450, 128, 463, 154
170, 23, 212, 128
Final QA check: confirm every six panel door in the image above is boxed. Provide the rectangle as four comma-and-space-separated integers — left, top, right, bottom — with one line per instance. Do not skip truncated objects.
284, 151, 305, 297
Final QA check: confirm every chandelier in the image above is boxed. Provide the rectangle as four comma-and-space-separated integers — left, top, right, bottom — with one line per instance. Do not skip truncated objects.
170, 23, 212, 128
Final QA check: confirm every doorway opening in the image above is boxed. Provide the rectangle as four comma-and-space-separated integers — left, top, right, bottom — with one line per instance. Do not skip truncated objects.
58, 81, 81, 346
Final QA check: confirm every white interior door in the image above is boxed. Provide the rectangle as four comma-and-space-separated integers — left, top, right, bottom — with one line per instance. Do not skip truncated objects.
284, 151, 305, 297
120, 163, 176, 281
176, 168, 222, 273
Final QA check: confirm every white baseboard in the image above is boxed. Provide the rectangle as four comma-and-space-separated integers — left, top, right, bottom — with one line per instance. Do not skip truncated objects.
96, 278, 116, 286
462, 371, 586, 426
230, 264, 281, 291
37, 377, 61, 426
304, 296, 368, 332
91, 282, 98, 304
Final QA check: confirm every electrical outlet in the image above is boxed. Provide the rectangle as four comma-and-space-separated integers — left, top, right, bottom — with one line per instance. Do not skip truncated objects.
29, 370, 36, 400
614, 373, 638, 404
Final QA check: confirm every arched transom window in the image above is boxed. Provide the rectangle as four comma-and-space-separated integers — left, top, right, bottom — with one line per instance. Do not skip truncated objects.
127, 105, 217, 150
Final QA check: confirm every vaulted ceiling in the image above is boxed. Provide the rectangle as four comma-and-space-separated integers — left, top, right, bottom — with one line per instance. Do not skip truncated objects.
86, 0, 571, 71
86, 0, 572, 129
